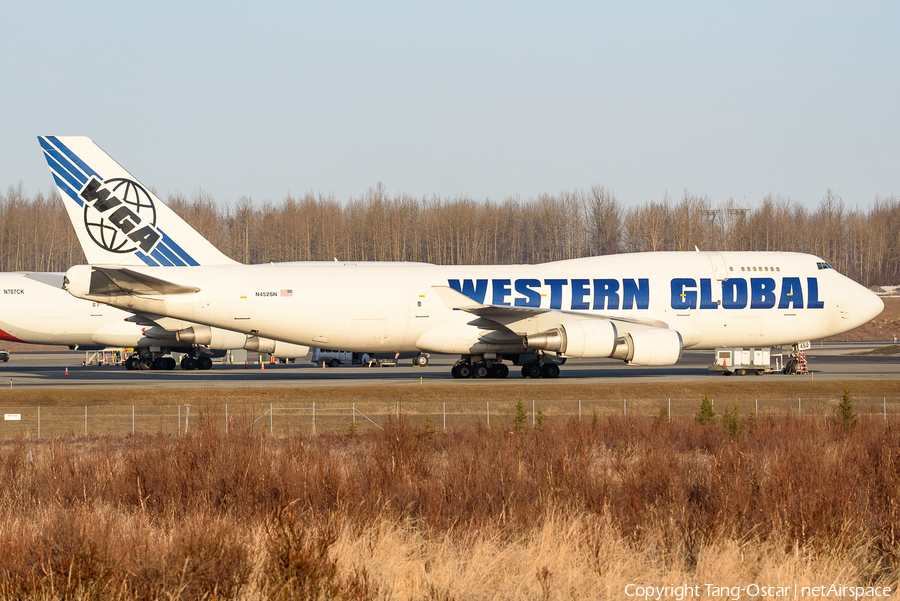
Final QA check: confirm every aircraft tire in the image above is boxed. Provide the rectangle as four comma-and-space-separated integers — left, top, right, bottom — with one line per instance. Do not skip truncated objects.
522, 362, 542, 379
164, 357, 177, 370
541, 363, 560, 379
457, 363, 472, 378
124, 357, 139, 370
489, 364, 509, 378
152, 357, 167, 370
330, 359, 340, 368
139, 357, 154, 370
181, 357, 197, 371
198, 356, 213, 370
414, 354, 429, 367
473, 362, 489, 378
451, 364, 462, 378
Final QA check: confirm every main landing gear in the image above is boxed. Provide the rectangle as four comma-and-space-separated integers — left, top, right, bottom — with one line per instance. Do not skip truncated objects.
450, 353, 562, 379
124, 349, 214, 371
450, 359, 510, 379
520, 361, 560, 379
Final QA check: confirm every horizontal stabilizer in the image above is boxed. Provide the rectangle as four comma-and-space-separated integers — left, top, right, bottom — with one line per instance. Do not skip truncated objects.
89, 267, 200, 296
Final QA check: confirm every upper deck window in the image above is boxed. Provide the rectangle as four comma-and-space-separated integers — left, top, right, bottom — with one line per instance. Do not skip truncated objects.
817, 262, 833, 270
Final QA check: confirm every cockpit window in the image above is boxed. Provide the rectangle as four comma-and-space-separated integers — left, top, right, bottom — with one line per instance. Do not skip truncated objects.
817, 262, 833, 270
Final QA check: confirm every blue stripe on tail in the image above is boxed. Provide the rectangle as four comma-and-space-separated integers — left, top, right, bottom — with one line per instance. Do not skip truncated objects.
158, 228, 199, 266
44, 153, 86, 191
135, 251, 159, 266
154, 241, 187, 266
51, 174, 84, 207
46, 137, 100, 178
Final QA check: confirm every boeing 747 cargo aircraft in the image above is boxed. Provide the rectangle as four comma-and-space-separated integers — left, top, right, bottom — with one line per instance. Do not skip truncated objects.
47, 137, 882, 378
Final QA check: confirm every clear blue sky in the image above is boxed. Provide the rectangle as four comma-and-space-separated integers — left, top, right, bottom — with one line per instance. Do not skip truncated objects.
2, 1, 897, 209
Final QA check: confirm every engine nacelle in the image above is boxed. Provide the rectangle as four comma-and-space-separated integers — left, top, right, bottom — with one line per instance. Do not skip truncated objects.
244, 336, 310, 358
526, 320, 618, 358
244, 335, 275, 354
176, 325, 212, 345
611, 328, 683, 366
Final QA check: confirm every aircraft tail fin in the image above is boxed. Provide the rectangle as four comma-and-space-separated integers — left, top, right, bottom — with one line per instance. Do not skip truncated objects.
39, 136, 237, 266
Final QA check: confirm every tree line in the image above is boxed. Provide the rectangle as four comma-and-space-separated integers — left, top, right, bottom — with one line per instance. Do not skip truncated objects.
2, 182, 898, 285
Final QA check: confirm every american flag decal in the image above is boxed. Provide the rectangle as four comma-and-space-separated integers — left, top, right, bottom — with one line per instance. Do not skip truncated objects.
280, 289, 293, 297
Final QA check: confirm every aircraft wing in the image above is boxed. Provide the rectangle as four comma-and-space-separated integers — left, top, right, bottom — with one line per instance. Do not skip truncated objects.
431, 285, 670, 334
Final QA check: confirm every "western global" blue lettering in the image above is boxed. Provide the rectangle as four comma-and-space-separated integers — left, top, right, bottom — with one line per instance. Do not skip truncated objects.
448, 278, 649, 311
671, 277, 824, 310
447, 277, 824, 311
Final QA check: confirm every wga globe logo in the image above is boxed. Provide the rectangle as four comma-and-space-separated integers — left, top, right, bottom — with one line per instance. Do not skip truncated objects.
79, 177, 162, 254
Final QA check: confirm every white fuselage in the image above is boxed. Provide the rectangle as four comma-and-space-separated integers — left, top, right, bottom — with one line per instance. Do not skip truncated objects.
0, 272, 307, 355
65, 252, 884, 356
0, 272, 152, 347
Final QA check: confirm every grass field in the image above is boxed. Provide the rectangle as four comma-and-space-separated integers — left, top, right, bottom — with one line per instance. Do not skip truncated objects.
2, 380, 900, 439
1, 399, 899, 600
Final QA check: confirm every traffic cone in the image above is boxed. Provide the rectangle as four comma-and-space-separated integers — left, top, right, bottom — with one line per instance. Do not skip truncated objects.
244, 361, 248, 369
260, 363, 265, 371
270, 356, 275, 364
322, 361, 326, 369
65, 367, 68, 376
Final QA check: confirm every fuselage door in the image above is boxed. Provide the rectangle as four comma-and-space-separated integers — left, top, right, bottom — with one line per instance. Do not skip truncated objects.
234, 294, 250, 320
415, 294, 428, 318
709, 254, 729, 281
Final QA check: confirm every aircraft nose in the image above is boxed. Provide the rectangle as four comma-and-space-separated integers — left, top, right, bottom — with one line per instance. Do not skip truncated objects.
854, 285, 884, 325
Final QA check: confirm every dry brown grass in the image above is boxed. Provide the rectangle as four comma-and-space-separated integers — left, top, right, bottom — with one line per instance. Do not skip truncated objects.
4, 378, 900, 407
0, 410, 898, 599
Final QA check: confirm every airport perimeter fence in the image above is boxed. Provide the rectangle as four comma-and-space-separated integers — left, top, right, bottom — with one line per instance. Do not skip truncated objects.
2, 395, 900, 438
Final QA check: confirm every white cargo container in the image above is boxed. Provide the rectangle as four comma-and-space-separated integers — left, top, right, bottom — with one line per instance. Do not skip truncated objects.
709, 347, 774, 375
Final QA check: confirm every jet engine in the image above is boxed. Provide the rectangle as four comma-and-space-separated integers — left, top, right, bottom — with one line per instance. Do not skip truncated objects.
525, 320, 618, 358
176, 326, 309, 358
610, 328, 683, 366
244, 336, 310, 358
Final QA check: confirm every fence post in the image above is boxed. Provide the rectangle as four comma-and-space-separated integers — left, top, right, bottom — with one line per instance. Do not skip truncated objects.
312, 402, 316, 434
624, 399, 626, 417
884, 397, 887, 420
352, 402, 356, 425
487, 401, 490, 426
178, 405, 181, 436
270, 402, 273, 435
